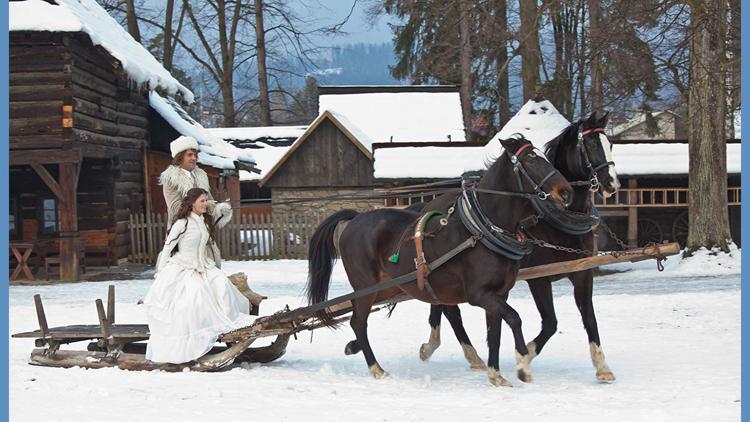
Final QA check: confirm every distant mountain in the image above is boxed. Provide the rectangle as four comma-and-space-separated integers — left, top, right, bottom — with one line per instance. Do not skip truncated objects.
307, 43, 406, 86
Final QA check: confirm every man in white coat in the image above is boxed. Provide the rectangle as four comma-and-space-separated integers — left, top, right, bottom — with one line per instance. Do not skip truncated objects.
160, 136, 232, 229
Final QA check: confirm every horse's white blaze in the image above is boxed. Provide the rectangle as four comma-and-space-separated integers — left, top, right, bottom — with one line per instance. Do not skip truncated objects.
599, 134, 620, 191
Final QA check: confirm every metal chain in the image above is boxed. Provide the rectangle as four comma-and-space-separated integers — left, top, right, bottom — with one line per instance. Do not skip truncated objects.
523, 218, 663, 260
598, 219, 630, 251
524, 233, 596, 257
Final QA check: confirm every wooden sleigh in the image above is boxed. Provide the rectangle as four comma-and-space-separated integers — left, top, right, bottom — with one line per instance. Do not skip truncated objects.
12, 242, 680, 372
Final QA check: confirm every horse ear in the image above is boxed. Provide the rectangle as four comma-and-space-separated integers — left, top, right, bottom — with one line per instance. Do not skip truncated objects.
585, 112, 598, 127
598, 110, 610, 127
499, 135, 525, 153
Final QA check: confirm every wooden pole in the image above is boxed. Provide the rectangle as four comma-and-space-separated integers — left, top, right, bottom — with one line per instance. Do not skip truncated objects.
107, 285, 115, 325
33, 294, 49, 337
627, 178, 638, 247
59, 162, 80, 281
95, 299, 110, 339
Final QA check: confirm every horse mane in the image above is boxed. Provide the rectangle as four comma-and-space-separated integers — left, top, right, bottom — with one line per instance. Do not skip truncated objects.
543, 121, 580, 167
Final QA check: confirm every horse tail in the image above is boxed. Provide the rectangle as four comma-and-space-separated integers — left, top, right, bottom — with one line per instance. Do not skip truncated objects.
306, 209, 359, 327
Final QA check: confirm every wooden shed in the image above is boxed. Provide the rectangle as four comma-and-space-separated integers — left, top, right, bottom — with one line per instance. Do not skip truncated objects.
259, 110, 380, 217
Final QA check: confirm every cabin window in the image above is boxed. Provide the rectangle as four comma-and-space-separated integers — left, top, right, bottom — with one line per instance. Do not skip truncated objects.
39, 197, 60, 235
9, 197, 18, 240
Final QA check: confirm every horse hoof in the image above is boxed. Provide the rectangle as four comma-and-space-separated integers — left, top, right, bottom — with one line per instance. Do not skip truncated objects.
488, 368, 512, 387
419, 343, 436, 361
344, 341, 361, 355
596, 371, 616, 383
369, 363, 389, 379
470, 361, 487, 371
517, 368, 533, 383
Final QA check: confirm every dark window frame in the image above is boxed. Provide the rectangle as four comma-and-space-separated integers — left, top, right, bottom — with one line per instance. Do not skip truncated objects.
37, 196, 60, 237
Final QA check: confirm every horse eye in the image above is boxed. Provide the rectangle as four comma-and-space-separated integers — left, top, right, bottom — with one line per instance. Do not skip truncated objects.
528, 152, 536, 157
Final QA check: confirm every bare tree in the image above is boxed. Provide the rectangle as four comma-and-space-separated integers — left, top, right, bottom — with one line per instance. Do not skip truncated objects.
125, 0, 142, 41
254, 0, 272, 125
685, 0, 732, 252
587, 0, 602, 113
458, 0, 474, 138
519, 0, 541, 101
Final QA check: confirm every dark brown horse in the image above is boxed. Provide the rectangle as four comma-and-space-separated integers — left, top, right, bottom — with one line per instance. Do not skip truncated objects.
419, 111, 621, 382
306, 136, 574, 386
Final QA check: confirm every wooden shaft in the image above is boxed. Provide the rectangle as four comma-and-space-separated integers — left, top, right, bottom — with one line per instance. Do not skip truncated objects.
516, 242, 680, 281
107, 285, 115, 325
33, 294, 49, 337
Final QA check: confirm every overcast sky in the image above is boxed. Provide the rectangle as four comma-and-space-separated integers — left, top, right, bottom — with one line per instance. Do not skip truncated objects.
290, 0, 395, 46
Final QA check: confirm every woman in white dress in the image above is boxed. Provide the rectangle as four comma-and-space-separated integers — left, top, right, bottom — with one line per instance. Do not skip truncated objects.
144, 188, 253, 364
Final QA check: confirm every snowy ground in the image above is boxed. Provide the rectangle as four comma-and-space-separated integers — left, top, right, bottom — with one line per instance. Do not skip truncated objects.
10, 248, 741, 422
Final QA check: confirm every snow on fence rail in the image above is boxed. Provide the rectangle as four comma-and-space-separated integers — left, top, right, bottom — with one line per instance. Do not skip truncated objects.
129, 211, 325, 263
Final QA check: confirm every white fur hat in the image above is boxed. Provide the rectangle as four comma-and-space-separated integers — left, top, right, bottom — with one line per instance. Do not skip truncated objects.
170, 136, 199, 157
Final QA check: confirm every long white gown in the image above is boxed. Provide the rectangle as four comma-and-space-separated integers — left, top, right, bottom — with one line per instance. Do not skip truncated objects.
143, 212, 253, 364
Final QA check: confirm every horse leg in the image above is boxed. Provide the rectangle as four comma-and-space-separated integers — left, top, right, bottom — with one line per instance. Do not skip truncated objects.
472, 293, 530, 387
442, 305, 486, 370
419, 305, 443, 361
571, 271, 615, 382
521, 279, 557, 364
499, 301, 533, 383
349, 294, 388, 378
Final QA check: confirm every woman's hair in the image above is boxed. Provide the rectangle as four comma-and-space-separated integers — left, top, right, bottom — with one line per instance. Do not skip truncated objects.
172, 149, 198, 166
168, 187, 217, 245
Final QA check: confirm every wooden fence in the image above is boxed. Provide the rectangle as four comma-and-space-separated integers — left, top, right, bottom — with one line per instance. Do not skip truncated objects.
129, 211, 325, 264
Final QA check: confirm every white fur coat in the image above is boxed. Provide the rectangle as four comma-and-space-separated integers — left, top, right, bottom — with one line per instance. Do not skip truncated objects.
159, 165, 232, 229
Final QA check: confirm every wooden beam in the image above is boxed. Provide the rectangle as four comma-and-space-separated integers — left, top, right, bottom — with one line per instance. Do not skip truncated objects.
10, 148, 81, 165
30, 163, 65, 202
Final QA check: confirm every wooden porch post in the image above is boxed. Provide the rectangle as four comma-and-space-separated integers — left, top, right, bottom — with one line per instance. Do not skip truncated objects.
627, 178, 638, 248
59, 162, 80, 281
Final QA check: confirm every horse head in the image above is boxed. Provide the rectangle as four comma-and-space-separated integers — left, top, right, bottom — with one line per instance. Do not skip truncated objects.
579, 111, 620, 198
497, 135, 573, 210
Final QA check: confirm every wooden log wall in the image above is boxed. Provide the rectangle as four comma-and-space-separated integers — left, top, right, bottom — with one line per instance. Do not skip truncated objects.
10, 32, 71, 150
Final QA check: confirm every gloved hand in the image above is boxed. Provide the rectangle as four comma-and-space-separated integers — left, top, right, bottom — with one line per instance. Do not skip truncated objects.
217, 202, 232, 216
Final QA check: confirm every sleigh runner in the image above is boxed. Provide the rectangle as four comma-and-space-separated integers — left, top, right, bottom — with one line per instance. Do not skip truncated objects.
12, 242, 679, 372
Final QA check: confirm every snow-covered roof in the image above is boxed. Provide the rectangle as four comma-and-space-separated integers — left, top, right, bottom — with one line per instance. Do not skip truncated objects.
149, 92, 256, 170
607, 110, 679, 138
207, 126, 306, 147
205, 126, 305, 181
318, 87, 466, 143
229, 141, 293, 182
10, 0, 193, 102
374, 100, 742, 179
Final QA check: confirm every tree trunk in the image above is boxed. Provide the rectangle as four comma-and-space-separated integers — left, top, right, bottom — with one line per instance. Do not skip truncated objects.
255, 0, 272, 126
686, 0, 731, 253
588, 0, 602, 114
519, 0, 541, 101
458, 0, 473, 140
125, 0, 141, 43
495, 0, 510, 126
163, 0, 175, 71
577, 2, 587, 117
727, 0, 740, 138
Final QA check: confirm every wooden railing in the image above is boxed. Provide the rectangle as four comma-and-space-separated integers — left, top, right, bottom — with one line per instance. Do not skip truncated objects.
382, 186, 741, 209
129, 211, 324, 264
594, 187, 741, 208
